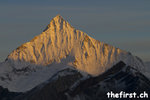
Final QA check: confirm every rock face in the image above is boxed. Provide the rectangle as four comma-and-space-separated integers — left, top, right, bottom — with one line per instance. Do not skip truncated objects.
6, 61, 150, 100
0, 15, 146, 92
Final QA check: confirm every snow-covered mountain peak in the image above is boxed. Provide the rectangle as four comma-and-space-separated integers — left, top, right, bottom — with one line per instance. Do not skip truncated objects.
6, 15, 144, 75
0, 15, 146, 92
6, 15, 84, 69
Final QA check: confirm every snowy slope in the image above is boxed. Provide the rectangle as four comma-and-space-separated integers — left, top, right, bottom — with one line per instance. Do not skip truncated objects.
0, 15, 145, 92
0, 56, 75, 92
12, 61, 150, 100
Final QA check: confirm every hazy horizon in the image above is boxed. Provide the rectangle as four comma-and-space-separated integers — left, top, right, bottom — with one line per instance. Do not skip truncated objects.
0, 0, 150, 62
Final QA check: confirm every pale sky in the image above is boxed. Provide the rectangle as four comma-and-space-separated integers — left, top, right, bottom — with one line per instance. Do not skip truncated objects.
0, 0, 150, 62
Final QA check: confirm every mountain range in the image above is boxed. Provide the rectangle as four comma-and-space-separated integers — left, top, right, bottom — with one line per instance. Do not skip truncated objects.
0, 15, 149, 100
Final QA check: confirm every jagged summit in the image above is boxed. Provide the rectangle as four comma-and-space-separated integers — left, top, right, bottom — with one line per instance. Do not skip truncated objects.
6, 15, 144, 75
52, 14, 64, 21
43, 14, 72, 32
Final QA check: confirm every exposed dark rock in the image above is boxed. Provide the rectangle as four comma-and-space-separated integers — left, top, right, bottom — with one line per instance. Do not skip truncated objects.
0, 86, 21, 100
